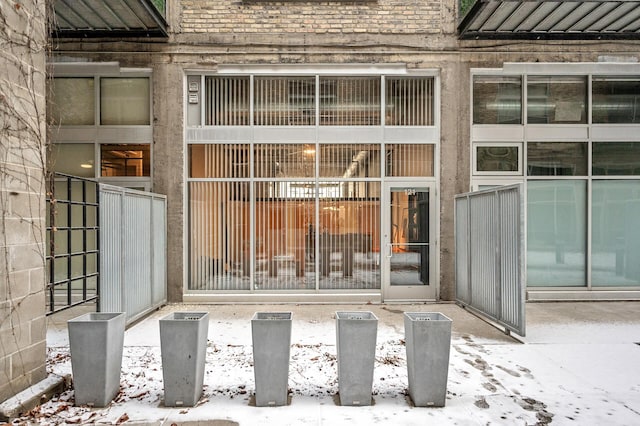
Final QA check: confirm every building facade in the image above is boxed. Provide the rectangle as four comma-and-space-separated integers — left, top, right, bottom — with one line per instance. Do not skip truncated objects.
49, 0, 640, 303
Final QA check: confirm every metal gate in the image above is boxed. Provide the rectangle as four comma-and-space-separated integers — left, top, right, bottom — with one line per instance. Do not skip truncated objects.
455, 184, 526, 336
100, 184, 167, 324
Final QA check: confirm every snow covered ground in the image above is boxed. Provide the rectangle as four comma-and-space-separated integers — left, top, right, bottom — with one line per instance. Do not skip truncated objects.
13, 303, 640, 425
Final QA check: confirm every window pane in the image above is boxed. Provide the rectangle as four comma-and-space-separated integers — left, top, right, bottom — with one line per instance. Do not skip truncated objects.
101, 144, 150, 177
49, 143, 95, 178
254, 181, 315, 290
205, 76, 250, 126
385, 77, 434, 126
254, 77, 315, 125
527, 76, 586, 124
593, 78, 640, 124
189, 144, 249, 178
476, 146, 519, 172
592, 180, 640, 287
320, 77, 380, 125
319, 144, 380, 178
100, 78, 150, 125
189, 181, 250, 290
527, 142, 587, 176
527, 180, 586, 287
386, 144, 434, 177
593, 142, 640, 175
255, 144, 315, 178
319, 183, 380, 290
473, 76, 522, 124
50, 78, 95, 125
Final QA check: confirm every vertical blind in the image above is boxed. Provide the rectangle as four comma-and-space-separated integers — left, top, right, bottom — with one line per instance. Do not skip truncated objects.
204, 75, 435, 127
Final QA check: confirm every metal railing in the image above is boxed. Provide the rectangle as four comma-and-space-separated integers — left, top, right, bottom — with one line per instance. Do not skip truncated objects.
455, 184, 526, 336
46, 173, 100, 315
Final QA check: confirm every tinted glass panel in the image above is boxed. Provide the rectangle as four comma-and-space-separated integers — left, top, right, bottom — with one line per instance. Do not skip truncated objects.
527, 76, 586, 124
51, 78, 95, 125
527, 142, 587, 176
101, 144, 150, 177
473, 76, 522, 124
100, 78, 150, 125
593, 78, 640, 124
592, 142, 640, 176
476, 146, 519, 172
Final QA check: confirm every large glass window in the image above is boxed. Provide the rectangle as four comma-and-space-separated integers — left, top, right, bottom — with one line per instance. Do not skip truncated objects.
100, 144, 150, 177
593, 77, 640, 124
189, 144, 250, 178
473, 76, 522, 124
254, 144, 316, 178
527, 142, 587, 176
189, 181, 250, 290
48, 143, 95, 178
320, 77, 381, 125
205, 76, 250, 126
385, 77, 435, 126
50, 78, 95, 125
592, 180, 640, 287
254, 77, 315, 125
475, 145, 520, 174
592, 142, 640, 175
319, 144, 381, 178
527, 76, 586, 124
386, 144, 435, 177
527, 180, 587, 286
100, 78, 150, 125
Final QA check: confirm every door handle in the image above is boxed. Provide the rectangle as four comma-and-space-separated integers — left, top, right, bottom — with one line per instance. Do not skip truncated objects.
386, 243, 393, 258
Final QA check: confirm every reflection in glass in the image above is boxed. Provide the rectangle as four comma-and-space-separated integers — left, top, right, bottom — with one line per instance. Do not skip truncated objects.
49, 143, 95, 178
50, 78, 95, 125
389, 189, 429, 286
386, 144, 434, 177
254, 77, 316, 125
476, 146, 519, 172
592, 142, 640, 175
189, 144, 249, 178
527, 180, 586, 287
593, 78, 640, 123
100, 78, 150, 125
527, 142, 587, 176
320, 77, 381, 125
473, 76, 522, 124
591, 181, 640, 287
101, 144, 150, 177
189, 181, 250, 290
527, 76, 586, 124
319, 144, 380, 178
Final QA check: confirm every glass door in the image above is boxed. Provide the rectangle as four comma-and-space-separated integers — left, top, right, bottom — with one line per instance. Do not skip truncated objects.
382, 183, 436, 301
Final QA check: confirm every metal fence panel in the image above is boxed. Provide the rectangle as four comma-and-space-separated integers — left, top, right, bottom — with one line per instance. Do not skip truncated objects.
455, 184, 525, 336
100, 185, 167, 324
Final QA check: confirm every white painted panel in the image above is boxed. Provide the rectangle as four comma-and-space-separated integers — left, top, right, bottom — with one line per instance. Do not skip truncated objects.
592, 125, 640, 141
186, 127, 252, 143
317, 127, 383, 143
525, 125, 588, 141
472, 126, 524, 142
384, 127, 438, 143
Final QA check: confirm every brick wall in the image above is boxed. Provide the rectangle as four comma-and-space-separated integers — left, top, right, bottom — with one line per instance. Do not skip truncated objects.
0, 0, 48, 403
181, 0, 445, 34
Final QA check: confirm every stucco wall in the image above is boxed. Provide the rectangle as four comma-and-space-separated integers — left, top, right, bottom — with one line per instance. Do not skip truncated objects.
0, 0, 47, 403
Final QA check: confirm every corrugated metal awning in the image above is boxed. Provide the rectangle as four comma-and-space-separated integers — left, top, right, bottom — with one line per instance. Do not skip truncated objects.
459, 0, 640, 39
53, 0, 168, 38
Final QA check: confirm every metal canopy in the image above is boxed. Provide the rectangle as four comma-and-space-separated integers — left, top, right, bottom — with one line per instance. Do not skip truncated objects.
53, 0, 168, 38
459, 0, 640, 39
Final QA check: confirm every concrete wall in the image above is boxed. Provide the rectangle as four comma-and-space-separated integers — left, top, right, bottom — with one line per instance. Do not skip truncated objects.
0, 0, 48, 403
51, 1, 640, 302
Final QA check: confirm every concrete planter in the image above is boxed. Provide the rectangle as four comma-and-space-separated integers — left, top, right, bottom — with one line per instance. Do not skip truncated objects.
335, 311, 378, 406
251, 312, 292, 407
159, 312, 209, 407
404, 312, 452, 407
68, 312, 126, 407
